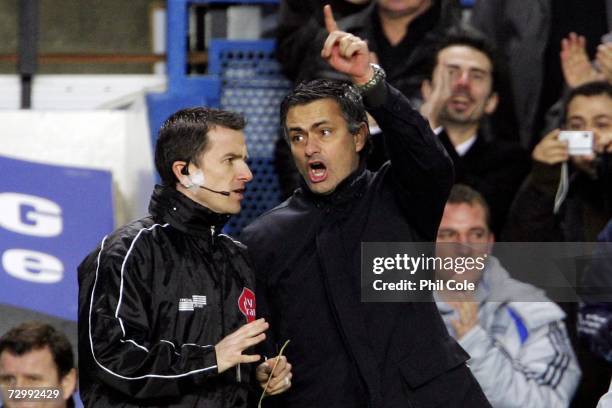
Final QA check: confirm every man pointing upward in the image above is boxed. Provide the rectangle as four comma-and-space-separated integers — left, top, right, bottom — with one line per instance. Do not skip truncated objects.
241, 5, 491, 407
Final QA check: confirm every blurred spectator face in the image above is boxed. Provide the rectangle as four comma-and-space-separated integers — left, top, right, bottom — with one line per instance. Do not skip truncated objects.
436, 45, 498, 126
377, 0, 431, 18
566, 94, 612, 136
286, 98, 366, 195
0, 346, 76, 408
566, 93, 612, 173
436, 201, 494, 284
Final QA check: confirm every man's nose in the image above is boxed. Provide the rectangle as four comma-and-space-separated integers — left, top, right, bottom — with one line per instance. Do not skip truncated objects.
304, 135, 320, 156
14, 376, 26, 387
454, 235, 473, 254
238, 162, 253, 183
454, 71, 470, 88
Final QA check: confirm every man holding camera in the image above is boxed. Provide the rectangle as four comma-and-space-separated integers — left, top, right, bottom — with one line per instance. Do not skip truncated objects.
504, 81, 612, 242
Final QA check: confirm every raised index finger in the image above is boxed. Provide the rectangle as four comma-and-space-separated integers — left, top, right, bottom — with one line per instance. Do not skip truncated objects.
324, 5, 338, 33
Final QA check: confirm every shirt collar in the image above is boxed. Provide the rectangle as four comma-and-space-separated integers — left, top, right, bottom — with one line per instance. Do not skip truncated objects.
454, 134, 478, 156
148, 185, 230, 237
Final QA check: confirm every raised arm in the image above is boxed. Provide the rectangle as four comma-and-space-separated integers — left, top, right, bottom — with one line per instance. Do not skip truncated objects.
320, 5, 454, 239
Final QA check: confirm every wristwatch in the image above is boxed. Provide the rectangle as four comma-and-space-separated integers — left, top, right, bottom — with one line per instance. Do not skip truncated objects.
355, 63, 386, 93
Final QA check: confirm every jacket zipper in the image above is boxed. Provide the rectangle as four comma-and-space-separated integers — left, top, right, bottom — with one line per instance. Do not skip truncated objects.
211, 224, 231, 405
218, 233, 228, 406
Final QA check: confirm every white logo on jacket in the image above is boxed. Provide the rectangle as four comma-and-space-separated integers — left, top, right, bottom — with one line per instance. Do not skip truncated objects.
178, 295, 207, 311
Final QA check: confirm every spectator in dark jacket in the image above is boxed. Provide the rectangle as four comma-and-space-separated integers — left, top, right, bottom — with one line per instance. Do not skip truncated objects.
579, 218, 612, 362
420, 25, 529, 235
503, 81, 612, 243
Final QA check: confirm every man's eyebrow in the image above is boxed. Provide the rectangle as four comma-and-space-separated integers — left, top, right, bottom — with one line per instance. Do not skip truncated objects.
444, 63, 490, 74
469, 67, 489, 75
438, 227, 456, 233
593, 114, 612, 120
311, 120, 331, 129
287, 120, 332, 132
221, 152, 246, 160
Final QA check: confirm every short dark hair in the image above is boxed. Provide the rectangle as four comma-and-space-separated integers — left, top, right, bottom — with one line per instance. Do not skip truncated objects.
428, 24, 502, 94
155, 107, 246, 187
447, 184, 491, 228
280, 79, 370, 158
564, 81, 612, 122
0, 321, 74, 379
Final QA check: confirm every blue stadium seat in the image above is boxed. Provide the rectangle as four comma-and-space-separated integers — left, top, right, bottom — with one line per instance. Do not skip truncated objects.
209, 40, 291, 234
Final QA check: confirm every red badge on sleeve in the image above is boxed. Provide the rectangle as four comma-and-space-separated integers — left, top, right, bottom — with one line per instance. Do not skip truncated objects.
238, 288, 256, 322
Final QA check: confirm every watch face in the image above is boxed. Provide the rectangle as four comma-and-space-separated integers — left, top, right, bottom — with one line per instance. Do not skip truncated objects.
371, 64, 385, 79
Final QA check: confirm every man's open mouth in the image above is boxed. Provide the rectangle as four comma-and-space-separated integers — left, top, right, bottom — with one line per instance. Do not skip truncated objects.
308, 161, 328, 183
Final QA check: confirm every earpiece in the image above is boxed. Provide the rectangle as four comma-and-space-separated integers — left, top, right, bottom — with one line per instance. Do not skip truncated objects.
180, 163, 193, 188
179, 164, 230, 196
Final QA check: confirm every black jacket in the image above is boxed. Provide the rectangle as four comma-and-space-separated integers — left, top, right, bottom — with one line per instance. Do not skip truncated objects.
78, 186, 256, 407
503, 160, 612, 242
437, 129, 530, 235
241, 83, 491, 407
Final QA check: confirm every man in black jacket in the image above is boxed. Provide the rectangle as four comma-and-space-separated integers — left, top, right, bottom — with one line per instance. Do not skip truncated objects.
78, 108, 291, 407
419, 26, 529, 235
241, 6, 490, 407
274, 0, 464, 198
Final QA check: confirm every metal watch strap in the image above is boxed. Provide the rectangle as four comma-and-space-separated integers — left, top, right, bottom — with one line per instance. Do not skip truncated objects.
355, 63, 386, 93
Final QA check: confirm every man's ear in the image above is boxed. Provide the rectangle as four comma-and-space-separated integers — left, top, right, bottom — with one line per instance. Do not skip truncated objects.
421, 79, 433, 102
171, 161, 190, 186
61, 367, 77, 403
353, 123, 368, 153
485, 92, 499, 115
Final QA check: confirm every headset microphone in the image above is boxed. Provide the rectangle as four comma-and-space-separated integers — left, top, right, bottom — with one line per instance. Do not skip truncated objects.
181, 165, 232, 197
197, 185, 231, 196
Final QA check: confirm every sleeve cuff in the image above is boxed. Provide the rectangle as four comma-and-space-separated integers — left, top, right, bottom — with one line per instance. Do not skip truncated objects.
458, 325, 490, 359
361, 79, 388, 109
182, 344, 219, 379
